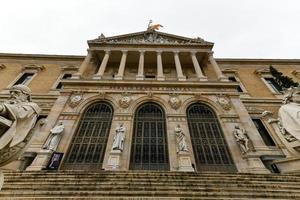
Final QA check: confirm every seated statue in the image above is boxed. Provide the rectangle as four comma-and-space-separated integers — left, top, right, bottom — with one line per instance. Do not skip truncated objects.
278, 86, 300, 141
0, 85, 41, 166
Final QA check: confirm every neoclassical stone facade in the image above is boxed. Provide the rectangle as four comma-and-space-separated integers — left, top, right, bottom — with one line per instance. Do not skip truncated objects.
0, 30, 300, 174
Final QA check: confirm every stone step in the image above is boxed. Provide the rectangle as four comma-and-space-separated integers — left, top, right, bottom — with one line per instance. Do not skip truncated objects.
1, 190, 300, 199
3, 184, 300, 194
4, 176, 300, 184
2, 171, 300, 199
4, 172, 300, 179
4, 179, 300, 188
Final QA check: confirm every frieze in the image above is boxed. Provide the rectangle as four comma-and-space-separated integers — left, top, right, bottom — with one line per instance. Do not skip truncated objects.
108, 86, 192, 92
92, 31, 210, 46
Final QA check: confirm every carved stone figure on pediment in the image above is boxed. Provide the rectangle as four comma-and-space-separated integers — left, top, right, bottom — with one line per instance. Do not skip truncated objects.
233, 125, 250, 154
43, 122, 64, 151
69, 94, 83, 108
119, 93, 132, 109
169, 93, 182, 110
216, 95, 231, 110
278, 86, 300, 142
0, 85, 41, 166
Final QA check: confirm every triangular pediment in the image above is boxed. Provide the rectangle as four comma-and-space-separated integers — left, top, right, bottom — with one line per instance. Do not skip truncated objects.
88, 30, 213, 46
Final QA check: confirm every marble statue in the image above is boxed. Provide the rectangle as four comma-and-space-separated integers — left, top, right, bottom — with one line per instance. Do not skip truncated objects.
112, 123, 125, 151
233, 125, 249, 154
278, 86, 300, 141
43, 122, 64, 151
0, 84, 41, 166
175, 124, 188, 153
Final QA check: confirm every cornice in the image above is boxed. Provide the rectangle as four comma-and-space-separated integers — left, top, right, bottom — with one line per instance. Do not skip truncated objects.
216, 58, 300, 64
0, 53, 85, 61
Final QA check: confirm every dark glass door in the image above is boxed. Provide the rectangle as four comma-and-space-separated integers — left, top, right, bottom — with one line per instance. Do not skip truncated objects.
62, 102, 113, 170
187, 103, 236, 172
130, 103, 169, 171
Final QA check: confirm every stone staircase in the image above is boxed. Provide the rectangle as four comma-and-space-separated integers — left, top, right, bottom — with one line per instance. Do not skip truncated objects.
1, 171, 300, 199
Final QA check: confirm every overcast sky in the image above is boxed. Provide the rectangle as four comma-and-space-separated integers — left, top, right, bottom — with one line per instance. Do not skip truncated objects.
1, 0, 299, 58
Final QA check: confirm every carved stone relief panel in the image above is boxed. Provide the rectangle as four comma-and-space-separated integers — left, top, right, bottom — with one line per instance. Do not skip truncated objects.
168, 93, 182, 110
69, 93, 84, 108
216, 95, 232, 111
119, 93, 132, 109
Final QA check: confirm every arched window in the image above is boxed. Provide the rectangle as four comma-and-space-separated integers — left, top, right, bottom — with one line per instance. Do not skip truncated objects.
130, 103, 169, 171
62, 102, 113, 170
187, 103, 236, 172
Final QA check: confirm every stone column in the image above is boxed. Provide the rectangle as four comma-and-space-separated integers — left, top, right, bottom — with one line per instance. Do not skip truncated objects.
208, 52, 227, 81
190, 51, 207, 81
136, 50, 145, 80
115, 50, 128, 80
72, 52, 93, 79
174, 51, 186, 81
93, 50, 110, 79
156, 50, 165, 81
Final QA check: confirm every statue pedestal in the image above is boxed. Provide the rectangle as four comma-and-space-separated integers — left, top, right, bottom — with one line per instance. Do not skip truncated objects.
245, 154, 270, 174
106, 150, 122, 170
177, 151, 194, 172
26, 149, 52, 171
0, 170, 3, 191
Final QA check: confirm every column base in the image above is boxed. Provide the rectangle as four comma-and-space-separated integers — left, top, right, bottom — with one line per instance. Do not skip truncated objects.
178, 76, 186, 81
0, 170, 3, 191
157, 76, 165, 81
198, 76, 208, 81
245, 154, 270, 174
136, 75, 144, 80
106, 150, 122, 170
92, 75, 102, 80
114, 75, 123, 80
177, 151, 194, 172
26, 150, 53, 171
